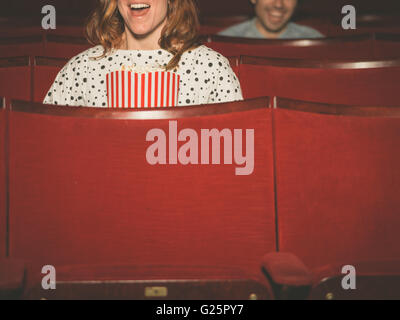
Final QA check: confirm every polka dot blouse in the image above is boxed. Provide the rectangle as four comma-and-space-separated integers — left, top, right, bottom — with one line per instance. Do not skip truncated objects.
43, 45, 243, 107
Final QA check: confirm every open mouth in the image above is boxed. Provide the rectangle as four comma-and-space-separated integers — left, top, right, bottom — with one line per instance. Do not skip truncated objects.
130, 3, 151, 11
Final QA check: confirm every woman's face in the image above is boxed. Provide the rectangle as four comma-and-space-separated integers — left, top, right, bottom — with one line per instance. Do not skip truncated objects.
118, 0, 168, 37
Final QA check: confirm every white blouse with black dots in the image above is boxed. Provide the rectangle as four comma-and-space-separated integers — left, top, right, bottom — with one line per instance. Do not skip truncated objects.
43, 45, 243, 107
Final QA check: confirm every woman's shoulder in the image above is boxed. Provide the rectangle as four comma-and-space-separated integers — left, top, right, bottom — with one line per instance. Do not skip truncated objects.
61, 45, 105, 71
182, 45, 231, 66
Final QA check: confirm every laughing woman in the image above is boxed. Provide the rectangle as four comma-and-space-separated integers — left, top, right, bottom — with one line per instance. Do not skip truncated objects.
44, 0, 243, 108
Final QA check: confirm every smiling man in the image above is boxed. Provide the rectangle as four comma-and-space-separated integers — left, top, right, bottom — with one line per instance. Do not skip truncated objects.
219, 0, 324, 39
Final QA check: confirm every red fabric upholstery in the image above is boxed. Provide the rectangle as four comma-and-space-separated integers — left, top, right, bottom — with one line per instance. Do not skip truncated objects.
44, 38, 91, 59
0, 106, 6, 258
0, 259, 25, 291
0, 60, 31, 103
240, 59, 400, 106
0, 25, 43, 38
206, 36, 373, 60
373, 36, 400, 59
47, 26, 86, 38
8, 99, 276, 280
227, 56, 239, 79
0, 37, 44, 58
33, 59, 66, 102
274, 106, 400, 270
33, 65, 60, 103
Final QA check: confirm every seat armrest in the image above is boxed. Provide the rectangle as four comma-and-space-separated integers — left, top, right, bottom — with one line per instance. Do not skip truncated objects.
0, 259, 26, 299
261, 252, 312, 300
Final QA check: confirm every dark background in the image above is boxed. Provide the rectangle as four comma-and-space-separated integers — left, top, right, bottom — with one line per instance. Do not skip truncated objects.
1, 0, 399, 20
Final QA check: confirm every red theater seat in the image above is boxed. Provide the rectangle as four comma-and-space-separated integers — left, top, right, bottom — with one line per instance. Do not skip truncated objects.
7, 97, 276, 298
205, 34, 374, 60
227, 56, 239, 78
0, 23, 43, 38
0, 57, 32, 103
327, 15, 400, 37
33, 57, 67, 103
239, 56, 400, 106
374, 34, 400, 59
44, 35, 91, 59
0, 99, 6, 258
0, 36, 44, 58
273, 98, 400, 298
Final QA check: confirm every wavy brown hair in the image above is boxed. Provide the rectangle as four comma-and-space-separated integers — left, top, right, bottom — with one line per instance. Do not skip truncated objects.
85, 0, 200, 70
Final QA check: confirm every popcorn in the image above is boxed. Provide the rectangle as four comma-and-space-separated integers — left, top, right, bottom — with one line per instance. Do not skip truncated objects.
120, 63, 165, 74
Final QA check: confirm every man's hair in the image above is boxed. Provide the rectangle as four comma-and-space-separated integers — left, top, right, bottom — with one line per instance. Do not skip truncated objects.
85, 0, 200, 70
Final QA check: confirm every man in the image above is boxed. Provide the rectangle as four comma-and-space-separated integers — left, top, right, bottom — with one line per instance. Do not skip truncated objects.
219, 0, 323, 39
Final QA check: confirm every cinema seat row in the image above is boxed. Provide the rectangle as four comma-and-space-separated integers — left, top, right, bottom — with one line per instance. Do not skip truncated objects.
205, 33, 400, 60
1, 13, 400, 38
0, 96, 399, 300
1, 33, 400, 61
1, 55, 400, 108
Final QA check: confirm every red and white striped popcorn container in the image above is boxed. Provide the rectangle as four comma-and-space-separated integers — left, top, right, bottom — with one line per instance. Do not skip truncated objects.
106, 70, 180, 108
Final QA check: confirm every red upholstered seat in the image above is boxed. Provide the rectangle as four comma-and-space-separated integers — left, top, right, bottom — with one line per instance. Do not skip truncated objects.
0, 36, 44, 58
0, 100, 6, 258
0, 57, 32, 103
8, 97, 275, 282
327, 14, 400, 37
373, 34, 400, 59
0, 24, 43, 38
274, 98, 400, 272
46, 24, 86, 38
33, 57, 67, 103
227, 56, 239, 78
205, 34, 374, 60
239, 56, 400, 106
44, 35, 91, 59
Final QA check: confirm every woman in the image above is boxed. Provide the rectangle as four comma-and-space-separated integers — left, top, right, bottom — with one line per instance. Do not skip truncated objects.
44, 0, 243, 108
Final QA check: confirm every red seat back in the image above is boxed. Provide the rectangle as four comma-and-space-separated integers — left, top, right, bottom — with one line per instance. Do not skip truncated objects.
206, 35, 374, 60
0, 100, 6, 258
8, 98, 276, 278
0, 57, 32, 103
44, 35, 91, 59
240, 57, 400, 106
373, 34, 400, 59
274, 98, 400, 270
0, 36, 44, 58
227, 56, 239, 78
33, 57, 67, 103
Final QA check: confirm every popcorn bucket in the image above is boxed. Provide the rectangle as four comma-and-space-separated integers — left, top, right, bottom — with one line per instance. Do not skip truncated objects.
106, 70, 180, 108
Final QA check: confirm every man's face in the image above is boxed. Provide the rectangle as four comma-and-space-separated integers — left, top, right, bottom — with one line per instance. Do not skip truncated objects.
251, 0, 298, 33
